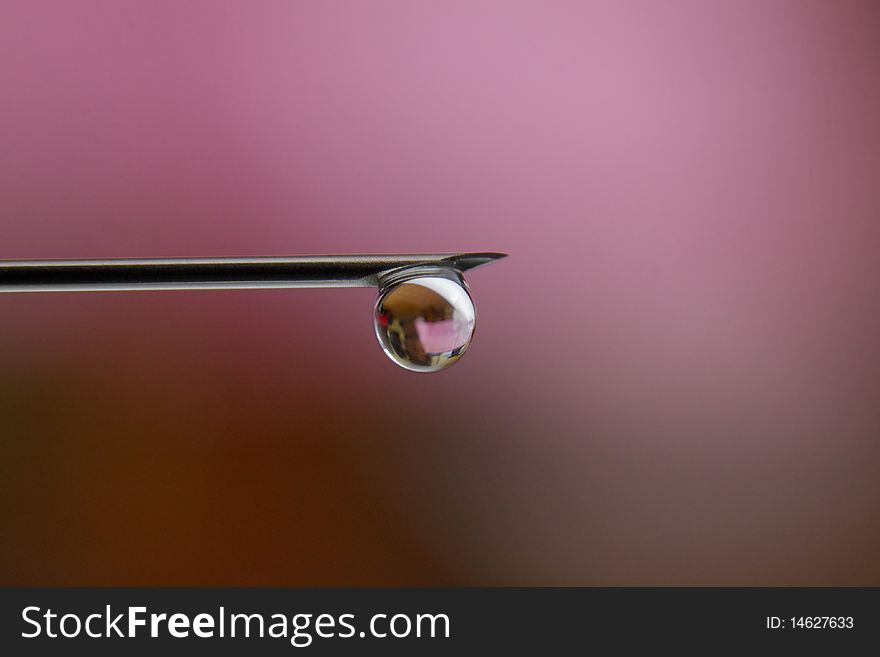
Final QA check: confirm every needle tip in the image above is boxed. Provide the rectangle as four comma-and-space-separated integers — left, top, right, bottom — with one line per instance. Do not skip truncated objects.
446, 252, 508, 272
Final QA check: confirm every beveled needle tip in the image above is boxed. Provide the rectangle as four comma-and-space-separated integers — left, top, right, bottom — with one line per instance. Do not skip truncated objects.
441, 252, 508, 273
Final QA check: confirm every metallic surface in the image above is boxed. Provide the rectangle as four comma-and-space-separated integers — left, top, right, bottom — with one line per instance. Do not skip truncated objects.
0, 253, 506, 292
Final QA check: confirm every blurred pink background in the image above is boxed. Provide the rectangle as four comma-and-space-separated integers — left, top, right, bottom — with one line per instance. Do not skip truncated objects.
1, 0, 879, 584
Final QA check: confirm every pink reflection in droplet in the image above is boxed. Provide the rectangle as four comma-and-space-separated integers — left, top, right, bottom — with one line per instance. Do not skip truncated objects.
414, 318, 471, 353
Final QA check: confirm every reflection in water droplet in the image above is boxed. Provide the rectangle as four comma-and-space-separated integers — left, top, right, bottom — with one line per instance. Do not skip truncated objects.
374, 270, 476, 372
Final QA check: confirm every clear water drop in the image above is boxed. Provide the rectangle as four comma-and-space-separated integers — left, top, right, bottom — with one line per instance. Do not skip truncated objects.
374, 268, 476, 372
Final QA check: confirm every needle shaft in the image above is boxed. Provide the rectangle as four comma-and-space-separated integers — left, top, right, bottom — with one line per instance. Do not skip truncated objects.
0, 253, 506, 292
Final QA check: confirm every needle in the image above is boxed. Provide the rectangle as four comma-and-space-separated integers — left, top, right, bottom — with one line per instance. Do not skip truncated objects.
0, 253, 507, 293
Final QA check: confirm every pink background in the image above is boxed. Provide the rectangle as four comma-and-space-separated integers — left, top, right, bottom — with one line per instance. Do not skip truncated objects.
1, 0, 879, 584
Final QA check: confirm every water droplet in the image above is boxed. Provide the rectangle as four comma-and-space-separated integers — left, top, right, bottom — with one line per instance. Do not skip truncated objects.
374, 268, 476, 372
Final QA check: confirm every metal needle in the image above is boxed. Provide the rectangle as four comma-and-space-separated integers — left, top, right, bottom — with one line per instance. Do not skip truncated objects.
0, 253, 507, 293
